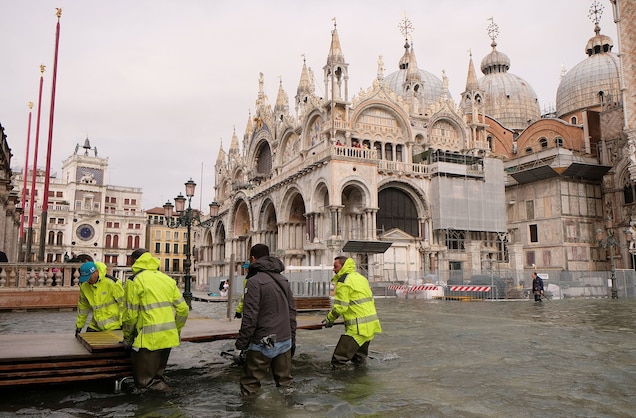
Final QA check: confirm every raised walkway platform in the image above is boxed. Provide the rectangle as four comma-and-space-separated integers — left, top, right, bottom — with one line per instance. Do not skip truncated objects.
0, 314, 329, 387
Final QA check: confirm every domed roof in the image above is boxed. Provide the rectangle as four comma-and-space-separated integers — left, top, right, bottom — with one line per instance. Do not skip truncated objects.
383, 41, 443, 110
556, 24, 620, 118
384, 69, 443, 108
480, 48, 511, 74
478, 41, 540, 130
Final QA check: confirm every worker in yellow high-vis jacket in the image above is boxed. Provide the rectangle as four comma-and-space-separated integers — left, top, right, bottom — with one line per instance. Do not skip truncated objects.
75, 261, 123, 337
122, 249, 189, 391
322, 256, 381, 369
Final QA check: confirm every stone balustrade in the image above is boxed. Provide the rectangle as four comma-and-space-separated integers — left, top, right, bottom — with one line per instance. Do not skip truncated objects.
0, 263, 84, 289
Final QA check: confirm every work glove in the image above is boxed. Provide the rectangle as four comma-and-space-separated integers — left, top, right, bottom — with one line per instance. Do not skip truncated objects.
75, 328, 82, 338
233, 350, 247, 366
290, 344, 296, 358
234, 312, 242, 319
322, 319, 334, 328
123, 340, 133, 351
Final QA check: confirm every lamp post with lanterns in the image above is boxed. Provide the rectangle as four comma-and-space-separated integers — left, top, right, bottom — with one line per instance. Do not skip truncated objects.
163, 179, 218, 309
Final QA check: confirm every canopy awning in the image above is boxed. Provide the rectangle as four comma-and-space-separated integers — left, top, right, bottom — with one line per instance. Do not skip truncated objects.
342, 240, 393, 254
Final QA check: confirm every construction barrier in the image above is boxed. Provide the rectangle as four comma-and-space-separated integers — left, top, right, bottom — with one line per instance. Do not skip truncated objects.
449, 286, 491, 292
387, 284, 496, 300
388, 285, 438, 292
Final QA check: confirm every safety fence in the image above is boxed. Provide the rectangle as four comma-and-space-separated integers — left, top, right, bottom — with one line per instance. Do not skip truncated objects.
209, 268, 332, 299
386, 284, 496, 299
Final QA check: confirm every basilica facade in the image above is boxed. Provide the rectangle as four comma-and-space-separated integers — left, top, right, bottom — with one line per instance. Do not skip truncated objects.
195, 1, 636, 292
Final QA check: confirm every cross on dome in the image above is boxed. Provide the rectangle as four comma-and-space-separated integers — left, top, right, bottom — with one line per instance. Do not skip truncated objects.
398, 12, 413, 42
588, 1, 604, 26
487, 17, 499, 44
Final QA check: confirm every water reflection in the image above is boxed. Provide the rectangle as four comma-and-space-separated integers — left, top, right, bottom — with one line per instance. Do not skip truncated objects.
1, 298, 635, 417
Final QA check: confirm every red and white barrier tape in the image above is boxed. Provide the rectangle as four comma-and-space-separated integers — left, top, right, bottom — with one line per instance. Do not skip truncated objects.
449, 285, 491, 292
388, 285, 438, 292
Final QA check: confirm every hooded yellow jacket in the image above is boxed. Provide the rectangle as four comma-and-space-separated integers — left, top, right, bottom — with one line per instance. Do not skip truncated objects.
76, 262, 124, 331
326, 258, 382, 345
122, 252, 189, 350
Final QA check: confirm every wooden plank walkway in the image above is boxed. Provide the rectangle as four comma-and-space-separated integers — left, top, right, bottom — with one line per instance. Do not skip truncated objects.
0, 333, 131, 387
0, 315, 329, 387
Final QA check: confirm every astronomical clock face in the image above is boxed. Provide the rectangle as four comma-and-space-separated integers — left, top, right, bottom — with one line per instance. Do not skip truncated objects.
76, 224, 95, 241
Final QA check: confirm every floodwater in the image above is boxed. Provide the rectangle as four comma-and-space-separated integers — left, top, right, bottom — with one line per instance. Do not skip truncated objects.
1, 297, 635, 418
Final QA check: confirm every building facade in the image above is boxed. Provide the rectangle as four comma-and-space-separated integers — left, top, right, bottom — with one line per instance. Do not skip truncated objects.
0, 123, 20, 262
194, 2, 635, 293
13, 138, 146, 266
145, 206, 189, 279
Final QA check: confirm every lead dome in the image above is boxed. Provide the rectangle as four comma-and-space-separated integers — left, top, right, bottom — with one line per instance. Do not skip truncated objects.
383, 40, 443, 110
478, 39, 540, 130
556, 22, 620, 118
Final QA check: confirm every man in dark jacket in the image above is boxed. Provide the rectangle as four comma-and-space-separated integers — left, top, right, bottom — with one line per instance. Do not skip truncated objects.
532, 272, 544, 302
235, 244, 297, 396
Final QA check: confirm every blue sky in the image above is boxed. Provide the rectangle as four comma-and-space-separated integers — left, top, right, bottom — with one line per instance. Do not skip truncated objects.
0, 0, 618, 210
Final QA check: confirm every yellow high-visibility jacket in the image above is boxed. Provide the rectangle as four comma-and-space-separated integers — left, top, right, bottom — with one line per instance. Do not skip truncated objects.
122, 252, 189, 350
235, 277, 248, 315
326, 258, 382, 345
76, 262, 124, 331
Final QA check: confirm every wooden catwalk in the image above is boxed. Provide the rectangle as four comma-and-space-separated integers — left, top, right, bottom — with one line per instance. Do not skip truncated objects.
0, 315, 328, 387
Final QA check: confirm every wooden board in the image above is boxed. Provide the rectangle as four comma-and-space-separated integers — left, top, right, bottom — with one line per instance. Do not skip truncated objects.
0, 333, 131, 387
79, 330, 124, 352
0, 315, 333, 387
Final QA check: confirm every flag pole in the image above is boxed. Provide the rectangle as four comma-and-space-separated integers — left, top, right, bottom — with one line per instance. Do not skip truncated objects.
18, 102, 34, 262
38, 8, 62, 262
25, 66, 46, 262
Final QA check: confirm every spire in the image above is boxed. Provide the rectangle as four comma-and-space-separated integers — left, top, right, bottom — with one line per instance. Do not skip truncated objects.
229, 128, 240, 155
216, 142, 226, 165
323, 18, 349, 102
405, 42, 421, 82
275, 77, 289, 114
326, 18, 345, 65
296, 55, 313, 118
296, 55, 311, 98
245, 109, 253, 137
460, 50, 483, 118
465, 50, 479, 91
243, 110, 253, 151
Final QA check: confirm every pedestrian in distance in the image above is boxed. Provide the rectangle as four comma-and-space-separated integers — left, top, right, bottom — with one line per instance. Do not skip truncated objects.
75, 261, 124, 337
122, 248, 189, 392
235, 244, 297, 396
322, 256, 382, 369
532, 272, 545, 302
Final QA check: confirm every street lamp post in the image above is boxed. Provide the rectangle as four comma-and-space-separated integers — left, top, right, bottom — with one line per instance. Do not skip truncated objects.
163, 179, 219, 309
596, 228, 619, 299
163, 179, 198, 309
